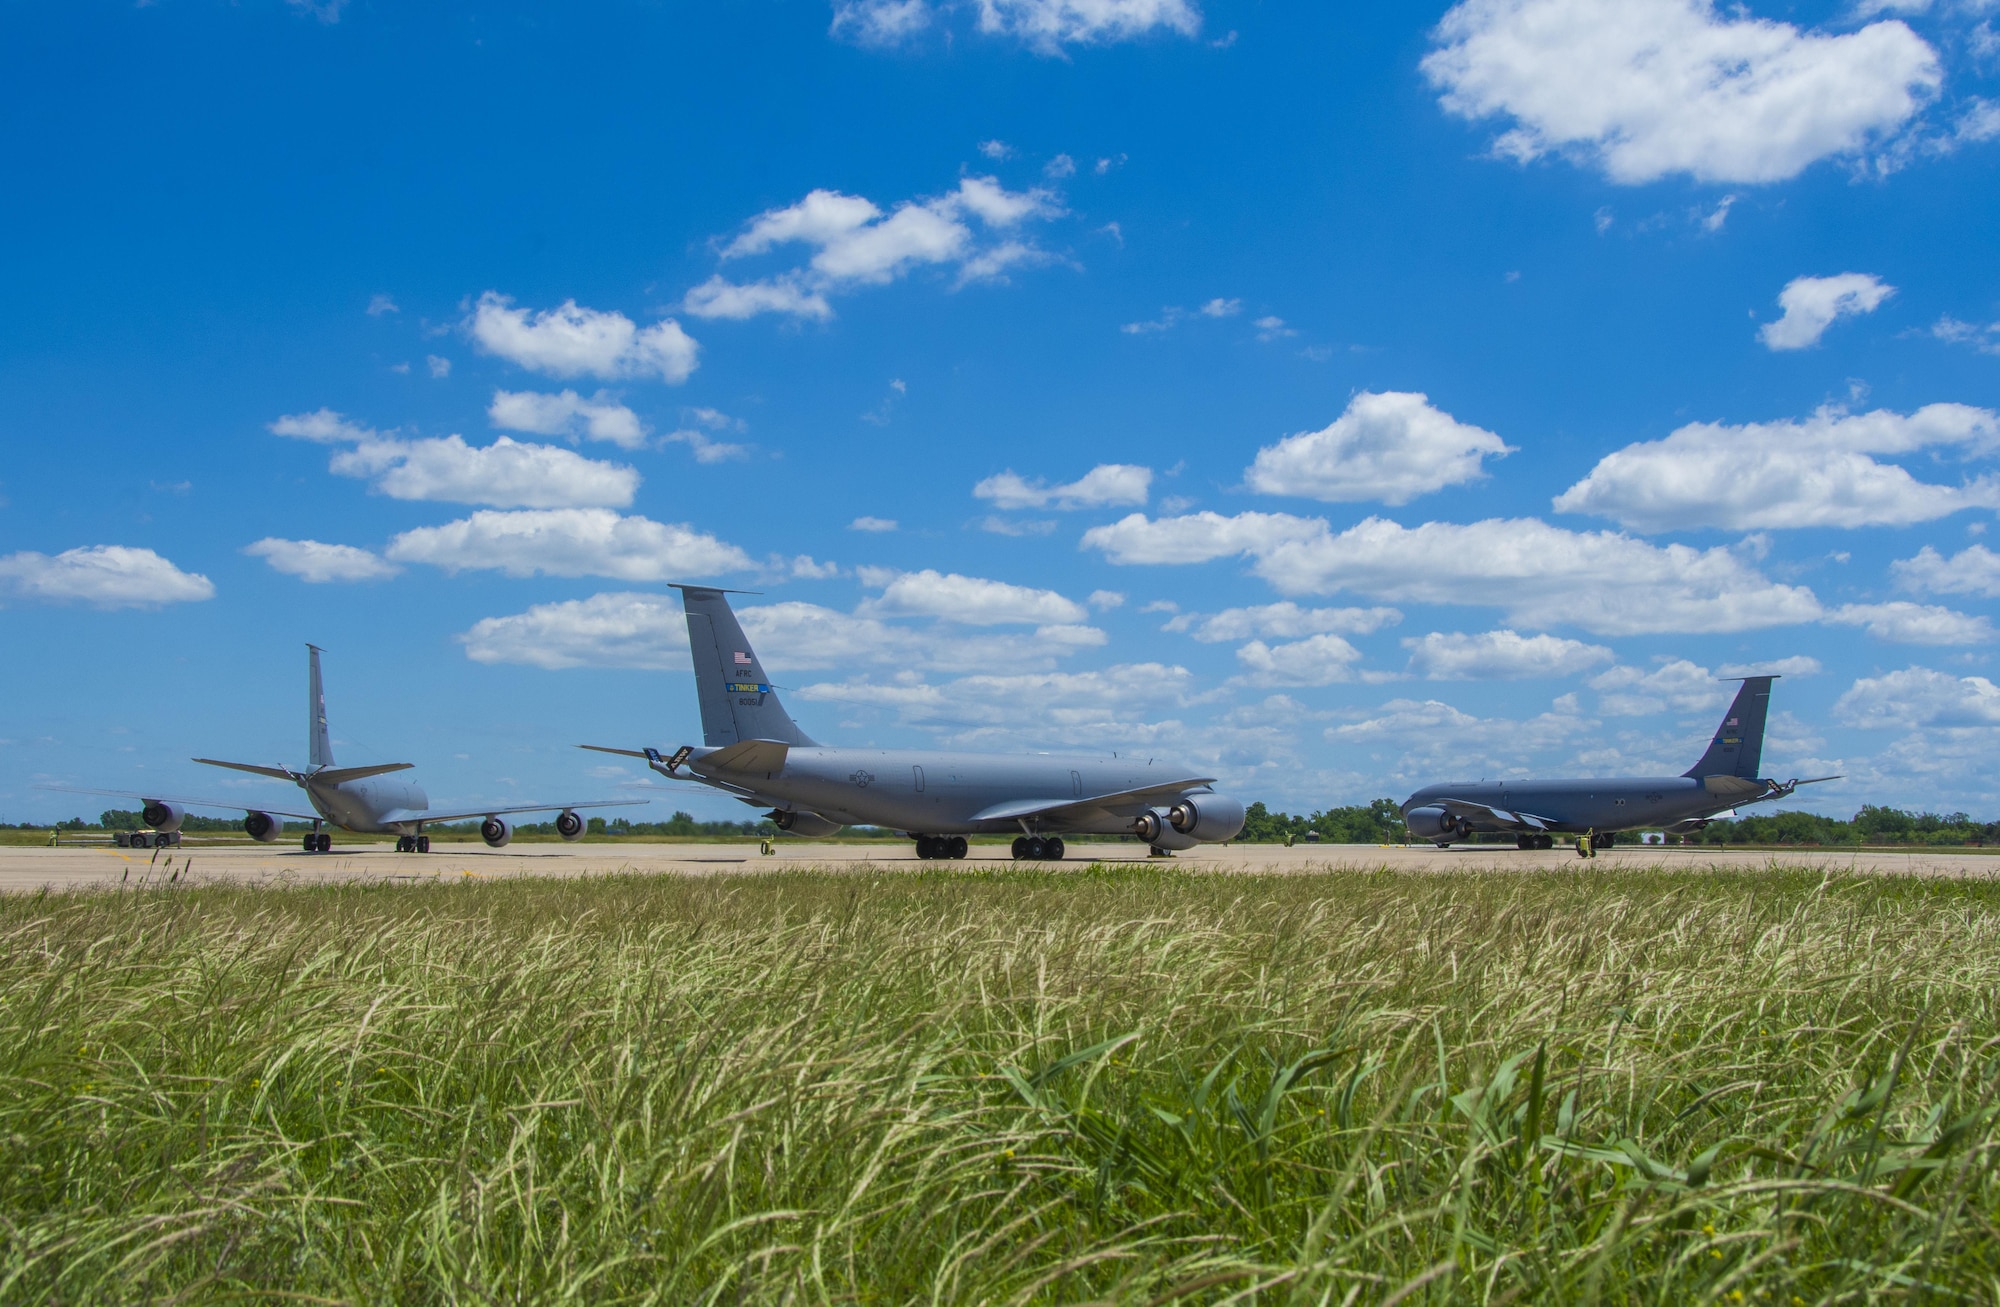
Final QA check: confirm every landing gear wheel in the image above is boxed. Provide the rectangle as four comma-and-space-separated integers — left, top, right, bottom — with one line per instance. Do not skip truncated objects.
396, 836, 413, 853
416, 836, 430, 854
1597, 831, 1615, 849
315, 832, 332, 853
947, 836, 968, 859
915, 835, 936, 860
1024, 836, 1048, 860
1538, 834, 1555, 850
303, 834, 318, 853
1011, 836, 1029, 860
1046, 837, 1065, 860
1516, 834, 1534, 850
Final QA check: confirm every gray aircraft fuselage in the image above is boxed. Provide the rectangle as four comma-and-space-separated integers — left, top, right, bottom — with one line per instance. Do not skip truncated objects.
1398, 676, 1831, 847
1401, 775, 1745, 836
603, 585, 1244, 852
683, 745, 1207, 839
295, 772, 433, 835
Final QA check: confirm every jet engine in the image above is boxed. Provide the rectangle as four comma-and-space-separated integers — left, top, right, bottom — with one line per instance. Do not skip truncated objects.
243, 811, 285, 842
1131, 809, 1198, 850
141, 801, 186, 833
480, 816, 513, 848
555, 809, 585, 842
769, 809, 841, 838
1168, 794, 1247, 843
1403, 805, 1460, 844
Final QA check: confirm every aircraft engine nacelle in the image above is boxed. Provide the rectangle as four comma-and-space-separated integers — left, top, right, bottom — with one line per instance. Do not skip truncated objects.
1403, 805, 1459, 842
769, 809, 841, 838
555, 809, 586, 841
141, 801, 186, 833
243, 811, 285, 843
480, 816, 513, 848
1131, 809, 1199, 850
1168, 794, 1246, 843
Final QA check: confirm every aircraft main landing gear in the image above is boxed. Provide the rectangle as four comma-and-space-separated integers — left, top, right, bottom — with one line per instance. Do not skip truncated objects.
1011, 836, 1065, 860
1516, 833, 1555, 850
395, 835, 432, 853
915, 835, 967, 860
303, 832, 331, 853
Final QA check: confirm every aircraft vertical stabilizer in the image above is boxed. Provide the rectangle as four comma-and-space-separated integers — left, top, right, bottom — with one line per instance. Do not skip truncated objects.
307, 643, 335, 769
1682, 675, 1774, 780
674, 586, 817, 748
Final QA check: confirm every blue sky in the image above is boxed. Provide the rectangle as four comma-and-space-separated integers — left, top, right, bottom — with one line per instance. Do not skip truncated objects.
5, 0, 2000, 824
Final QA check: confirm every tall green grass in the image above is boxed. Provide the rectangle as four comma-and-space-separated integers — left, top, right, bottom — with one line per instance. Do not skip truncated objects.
2, 865, 1996, 1302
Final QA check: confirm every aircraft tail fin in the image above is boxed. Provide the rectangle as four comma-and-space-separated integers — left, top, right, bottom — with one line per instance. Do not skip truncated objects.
308, 644, 335, 769
1682, 675, 1775, 780
673, 586, 818, 748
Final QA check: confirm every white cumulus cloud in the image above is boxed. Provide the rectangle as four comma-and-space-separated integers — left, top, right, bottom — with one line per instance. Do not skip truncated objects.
1087, 510, 1824, 637
1553, 402, 2000, 531
975, 0, 1200, 50
469, 292, 699, 383
859, 568, 1090, 625
1825, 601, 1994, 644
681, 275, 834, 322
1245, 390, 1513, 505
462, 592, 1104, 677
328, 434, 638, 509
488, 389, 646, 449
269, 409, 376, 443
1165, 602, 1402, 642
0, 545, 214, 609
1759, 273, 1895, 351
1835, 666, 2000, 729
1236, 633, 1364, 686
1893, 543, 2000, 598
244, 539, 400, 584
1081, 510, 1326, 564
386, 510, 750, 581
462, 592, 691, 670
692, 177, 1061, 320
1422, 0, 1940, 184
1404, 629, 1613, 679
829, 0, 932, 46
1589, 659, 1735, 716
974, 463, 1151, 510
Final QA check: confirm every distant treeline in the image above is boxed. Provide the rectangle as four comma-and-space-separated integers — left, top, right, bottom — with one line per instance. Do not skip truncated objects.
1690, 806, 1999, 846
1237, 801, 1408, 844
6, 803, 1996, 848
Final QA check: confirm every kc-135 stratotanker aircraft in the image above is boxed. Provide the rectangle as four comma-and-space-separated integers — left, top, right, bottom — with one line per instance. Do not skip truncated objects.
58, 645, 639, 852
584, 585, 1247, 860
1400, 674, 1838, 858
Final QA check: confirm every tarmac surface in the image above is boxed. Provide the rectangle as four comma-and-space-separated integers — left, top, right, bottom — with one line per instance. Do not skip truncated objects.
3, 838, 1997, 893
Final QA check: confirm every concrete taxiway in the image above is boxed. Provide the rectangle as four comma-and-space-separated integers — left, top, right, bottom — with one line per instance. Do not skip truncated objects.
2, 839, 1996, 894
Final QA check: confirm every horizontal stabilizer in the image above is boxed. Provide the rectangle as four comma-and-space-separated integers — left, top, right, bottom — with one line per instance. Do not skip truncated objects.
695, 738, 791, 777
1702, 774, 1766, 799
577, 744, 650, 759
970, 777, 1218, 825
311, 763, 415, 784
193, 757, 300, 782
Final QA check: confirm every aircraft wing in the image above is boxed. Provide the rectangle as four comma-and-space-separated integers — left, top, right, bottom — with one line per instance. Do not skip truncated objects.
414, 798, 649, 826
970, 778, 1219, 825
37, 785, 320, 822
1434, 798, 1555, 832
